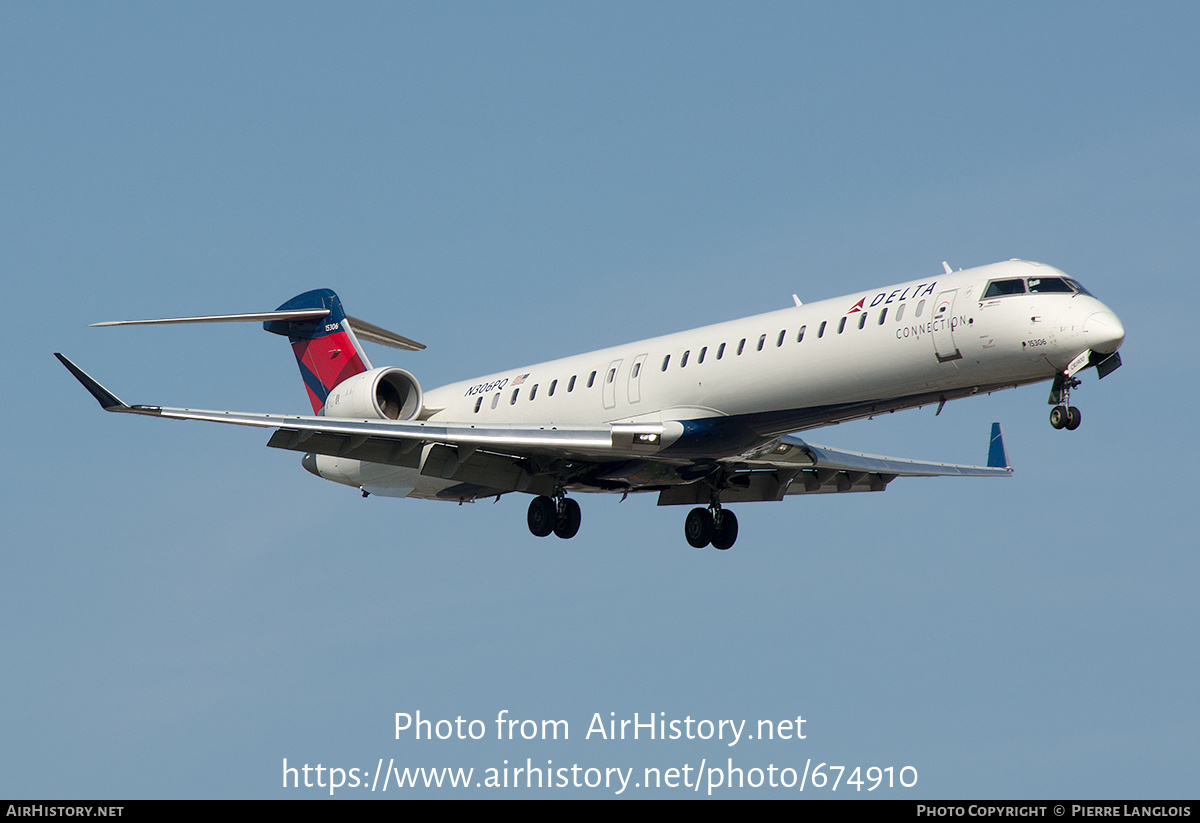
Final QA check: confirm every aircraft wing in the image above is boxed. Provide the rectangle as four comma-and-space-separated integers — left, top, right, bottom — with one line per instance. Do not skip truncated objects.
55, 354, 668, 459
656, 424, 1009, 506
774, 427, 1011, 477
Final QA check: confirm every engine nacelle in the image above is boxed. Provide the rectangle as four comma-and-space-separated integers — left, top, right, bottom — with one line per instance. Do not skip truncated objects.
323, 367, 423, 420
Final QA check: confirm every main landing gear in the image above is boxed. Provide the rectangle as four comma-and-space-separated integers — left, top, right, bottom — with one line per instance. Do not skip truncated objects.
526, 493, 739, 548
684, 504, 739, 550
527, 494, 581, 540
1048, 373, 1083, 431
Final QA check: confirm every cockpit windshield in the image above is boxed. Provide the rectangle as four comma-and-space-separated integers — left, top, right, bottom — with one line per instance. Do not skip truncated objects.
982, 276, 1092, 298
1063, 278, 1093, 296
1028, 277, 1074, 293
982, 279, 1025, 298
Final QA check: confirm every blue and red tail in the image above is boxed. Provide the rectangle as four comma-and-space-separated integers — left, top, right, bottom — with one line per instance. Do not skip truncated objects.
264, 289, 372, 414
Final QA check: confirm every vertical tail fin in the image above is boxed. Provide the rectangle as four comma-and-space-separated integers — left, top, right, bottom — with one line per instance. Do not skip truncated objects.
264, 289, 372, 414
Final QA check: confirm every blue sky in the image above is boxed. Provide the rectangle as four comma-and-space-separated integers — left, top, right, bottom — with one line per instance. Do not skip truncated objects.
3, 2, 1197, 798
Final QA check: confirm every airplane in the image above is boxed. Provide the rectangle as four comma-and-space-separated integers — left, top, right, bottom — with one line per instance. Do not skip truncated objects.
57, 258, 1124, 550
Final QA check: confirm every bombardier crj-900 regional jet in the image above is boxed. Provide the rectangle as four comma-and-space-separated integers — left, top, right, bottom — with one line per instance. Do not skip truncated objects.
58, 259, 1124, 550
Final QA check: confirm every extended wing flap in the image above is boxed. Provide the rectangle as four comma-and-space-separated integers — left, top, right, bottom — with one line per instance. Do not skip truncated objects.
265, 429, 426, 467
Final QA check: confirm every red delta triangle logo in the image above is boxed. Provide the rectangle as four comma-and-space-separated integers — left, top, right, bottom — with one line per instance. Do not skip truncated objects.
846, 297, 865, 314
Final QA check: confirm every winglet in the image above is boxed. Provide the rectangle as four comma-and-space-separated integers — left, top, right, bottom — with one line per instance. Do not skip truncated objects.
55, 353, 129, 411
987, 422, 1009, 469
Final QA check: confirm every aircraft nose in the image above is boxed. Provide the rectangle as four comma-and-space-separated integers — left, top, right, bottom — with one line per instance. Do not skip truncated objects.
1084, 310, 1125, 354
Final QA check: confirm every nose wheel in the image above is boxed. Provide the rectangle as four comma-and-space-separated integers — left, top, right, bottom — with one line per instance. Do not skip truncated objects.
1049, 404, 1082, 430
1048, 373, 1083, 431
527, 494, 582, 539
684, 504, 738, 550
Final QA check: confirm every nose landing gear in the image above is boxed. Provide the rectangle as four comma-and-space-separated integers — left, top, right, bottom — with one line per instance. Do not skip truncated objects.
1048, 373, 1083, 431
1049, 404, 1081, 431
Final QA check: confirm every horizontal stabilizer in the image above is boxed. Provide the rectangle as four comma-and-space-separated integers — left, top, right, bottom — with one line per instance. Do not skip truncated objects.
89, 305, 425, 351
346, 315, 425, 351
91, 309, 330, 327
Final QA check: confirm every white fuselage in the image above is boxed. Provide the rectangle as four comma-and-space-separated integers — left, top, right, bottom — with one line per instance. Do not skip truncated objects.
311, 260, 1124, 499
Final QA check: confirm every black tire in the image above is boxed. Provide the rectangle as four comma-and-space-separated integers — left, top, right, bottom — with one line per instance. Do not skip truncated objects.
554, 497, 582, 539
711, 509, 739, 550
685, 507, 713, 548
527, 495, 556, 537
1066, 406, 1082, 430
1049, 405, 1068, 429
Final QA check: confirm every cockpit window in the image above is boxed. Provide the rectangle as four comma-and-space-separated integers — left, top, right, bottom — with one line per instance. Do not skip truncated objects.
1064, 278, 1093, 297
982, 279, 1026, 298
1028, 277, 1074, 294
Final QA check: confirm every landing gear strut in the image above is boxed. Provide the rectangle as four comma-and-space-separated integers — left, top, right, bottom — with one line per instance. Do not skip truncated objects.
527, 494, 581, 539
1048, 373, 1083, 431
684, 502, 738, 550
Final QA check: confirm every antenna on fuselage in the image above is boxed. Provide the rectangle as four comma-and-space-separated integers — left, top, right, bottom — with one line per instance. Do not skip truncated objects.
942, 261, 953, 275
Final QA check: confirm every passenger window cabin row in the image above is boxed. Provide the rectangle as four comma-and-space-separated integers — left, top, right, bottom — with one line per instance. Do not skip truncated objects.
473, 296, 930, 413
471, 293, 937, 413
473, 367, 601, 413
659, 297, 930, 374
